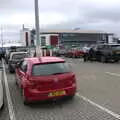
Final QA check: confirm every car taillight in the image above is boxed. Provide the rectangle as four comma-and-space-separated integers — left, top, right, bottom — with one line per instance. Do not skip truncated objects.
72, 74, 76, 79
24, 80, 37, 88
69, 74, 76, 84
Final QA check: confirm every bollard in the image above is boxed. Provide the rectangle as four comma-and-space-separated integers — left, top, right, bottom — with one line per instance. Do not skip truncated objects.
50, 49, 52, 56
44, 49, 46, 56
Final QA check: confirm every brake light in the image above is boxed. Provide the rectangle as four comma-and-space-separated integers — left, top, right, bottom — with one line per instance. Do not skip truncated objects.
24, 80, 37, 88
71, 74, 76, 79
69, 73, 76, 85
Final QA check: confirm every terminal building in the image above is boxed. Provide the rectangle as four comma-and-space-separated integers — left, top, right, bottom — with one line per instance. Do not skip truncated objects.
41, 30, 114, 47
20, 29, 115, 48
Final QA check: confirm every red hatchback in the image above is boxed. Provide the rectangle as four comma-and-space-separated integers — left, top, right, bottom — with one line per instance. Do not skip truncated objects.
66, 48, 84, 58
15, 57, 77, 105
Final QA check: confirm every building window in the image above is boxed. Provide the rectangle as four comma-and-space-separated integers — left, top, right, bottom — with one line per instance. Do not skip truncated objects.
41, 36, 46, 46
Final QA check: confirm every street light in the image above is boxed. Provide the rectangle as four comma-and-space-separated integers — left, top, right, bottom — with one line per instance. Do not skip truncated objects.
1, 27, 3, 49
34, 0, 41, 57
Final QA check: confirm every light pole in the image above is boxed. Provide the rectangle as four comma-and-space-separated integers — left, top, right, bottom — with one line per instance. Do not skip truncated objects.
34, 0, 41, 57
1, 27, 3, 49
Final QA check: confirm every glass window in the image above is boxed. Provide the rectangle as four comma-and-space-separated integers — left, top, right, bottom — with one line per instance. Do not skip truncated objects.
12, 53, 29, 60
97, 45, 104, 49
41, 36, 46, 46
32, 62, 71, 76
20, 61, 28, 72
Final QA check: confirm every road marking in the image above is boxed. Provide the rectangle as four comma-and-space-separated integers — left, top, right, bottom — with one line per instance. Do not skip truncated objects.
2, 60, 16, 120
106, 72, 120, 77
76, 93, 120, 119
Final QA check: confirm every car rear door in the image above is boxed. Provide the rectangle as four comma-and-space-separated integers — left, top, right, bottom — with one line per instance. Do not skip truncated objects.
95, 45, 105, 60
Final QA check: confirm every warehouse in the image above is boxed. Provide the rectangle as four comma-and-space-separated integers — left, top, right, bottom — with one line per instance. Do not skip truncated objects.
41, 29, 114, 47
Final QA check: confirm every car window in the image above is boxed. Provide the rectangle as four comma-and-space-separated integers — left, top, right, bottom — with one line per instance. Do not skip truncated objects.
104, 45, 109, 49
97, 45, 104, 49
110, 45, 120, 49
32, 62, 71, 76
12, 53, 29, 60
19, 61, 28, 72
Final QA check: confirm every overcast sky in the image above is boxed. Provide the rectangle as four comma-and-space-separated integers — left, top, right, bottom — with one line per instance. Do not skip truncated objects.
0, 0, 120, 42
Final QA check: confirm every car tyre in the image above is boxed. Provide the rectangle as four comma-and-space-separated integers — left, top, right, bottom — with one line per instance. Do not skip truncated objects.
22, 90, 29, 105
9, 69, 14, 73
100, 55, 107, 63
67, 94, 75, 100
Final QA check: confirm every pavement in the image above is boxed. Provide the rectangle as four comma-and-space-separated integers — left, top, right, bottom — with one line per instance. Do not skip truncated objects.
1, 58, 120, 120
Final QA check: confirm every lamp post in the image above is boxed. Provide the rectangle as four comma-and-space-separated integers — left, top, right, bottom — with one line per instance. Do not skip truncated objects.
1, 27, 3, 49
34, 0, 41, 57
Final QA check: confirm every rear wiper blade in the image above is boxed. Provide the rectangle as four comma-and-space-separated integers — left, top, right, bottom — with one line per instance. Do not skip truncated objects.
52, 72, 64, 75
52, 72, 70, 75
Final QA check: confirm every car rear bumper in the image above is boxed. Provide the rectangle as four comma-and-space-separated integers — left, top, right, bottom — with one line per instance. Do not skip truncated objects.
24, 86, 76, 102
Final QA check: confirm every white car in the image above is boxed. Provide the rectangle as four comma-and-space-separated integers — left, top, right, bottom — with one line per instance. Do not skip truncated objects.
0, 71, 3, 109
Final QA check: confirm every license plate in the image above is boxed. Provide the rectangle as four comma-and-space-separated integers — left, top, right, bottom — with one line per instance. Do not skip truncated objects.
48, 90, 66, 97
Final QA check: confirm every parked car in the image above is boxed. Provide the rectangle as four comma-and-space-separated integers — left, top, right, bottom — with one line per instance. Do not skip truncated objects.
86, 44, 120, 62
0, 71, 3, 109
8, 52, 29, 73
5, 46, 28, 64
55, 49, 66, 56
15, 57, 77, 105
65, 47, 84, 58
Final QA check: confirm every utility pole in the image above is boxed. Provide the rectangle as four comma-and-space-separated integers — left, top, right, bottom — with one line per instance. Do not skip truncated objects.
34, 0, 41, 57
1, 27, 3, 49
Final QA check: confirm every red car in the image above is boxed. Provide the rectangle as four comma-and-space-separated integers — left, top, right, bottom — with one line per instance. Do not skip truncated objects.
65, 48, 84, 58
15, 57, 77, 105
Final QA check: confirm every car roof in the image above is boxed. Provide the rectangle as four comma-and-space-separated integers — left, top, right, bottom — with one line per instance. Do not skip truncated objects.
10, 51, 28, 55
25, 57, 65, 64
97, 44, 120, 46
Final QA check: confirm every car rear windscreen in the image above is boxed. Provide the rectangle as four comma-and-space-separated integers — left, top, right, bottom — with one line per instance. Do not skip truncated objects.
32, 62, 71, 76
12, 53, 29, 59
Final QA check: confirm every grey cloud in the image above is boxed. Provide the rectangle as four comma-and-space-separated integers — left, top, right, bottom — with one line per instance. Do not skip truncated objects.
1, 0, 120, 40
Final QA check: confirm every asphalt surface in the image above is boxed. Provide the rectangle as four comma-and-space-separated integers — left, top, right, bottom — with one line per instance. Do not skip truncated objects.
0, 62, 9, 120
1, 58, 120, 120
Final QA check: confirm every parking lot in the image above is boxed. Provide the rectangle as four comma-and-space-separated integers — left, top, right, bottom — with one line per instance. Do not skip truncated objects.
1, 58, 120, 120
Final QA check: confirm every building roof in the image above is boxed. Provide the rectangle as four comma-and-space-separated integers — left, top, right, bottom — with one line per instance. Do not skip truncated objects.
25, 57, 65, 64
41, 29, 113, 34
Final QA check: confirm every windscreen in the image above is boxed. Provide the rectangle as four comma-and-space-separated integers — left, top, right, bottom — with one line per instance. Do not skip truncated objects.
32, 62, 71, 76
110, 45, 120, 49
12, 53, 29, 60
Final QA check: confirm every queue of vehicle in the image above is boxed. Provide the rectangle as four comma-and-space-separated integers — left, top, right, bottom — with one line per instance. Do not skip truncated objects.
0, 46, 77, 106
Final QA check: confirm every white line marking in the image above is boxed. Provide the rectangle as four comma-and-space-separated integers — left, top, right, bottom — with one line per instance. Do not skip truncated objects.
2, 59, 16, 120
76, 93, 120, 119
106, 72, 120, 77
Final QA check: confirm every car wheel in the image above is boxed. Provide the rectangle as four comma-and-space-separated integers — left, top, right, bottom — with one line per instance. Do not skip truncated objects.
100, 56, 107, 63
22, 90, 29, 105
72, 54, 75, 58
67, 94, 75, 100
9, 68, 14, 73
15, 76, 18, 86
113, 60, 119, 63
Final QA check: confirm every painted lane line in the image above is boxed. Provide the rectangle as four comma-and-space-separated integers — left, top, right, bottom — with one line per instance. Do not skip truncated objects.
76, 93, 120, 119
2, 60, 16, 120
106, 72, 120, 77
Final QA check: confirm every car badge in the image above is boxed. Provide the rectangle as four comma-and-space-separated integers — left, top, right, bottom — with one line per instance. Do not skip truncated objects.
53, 78, 59, 82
